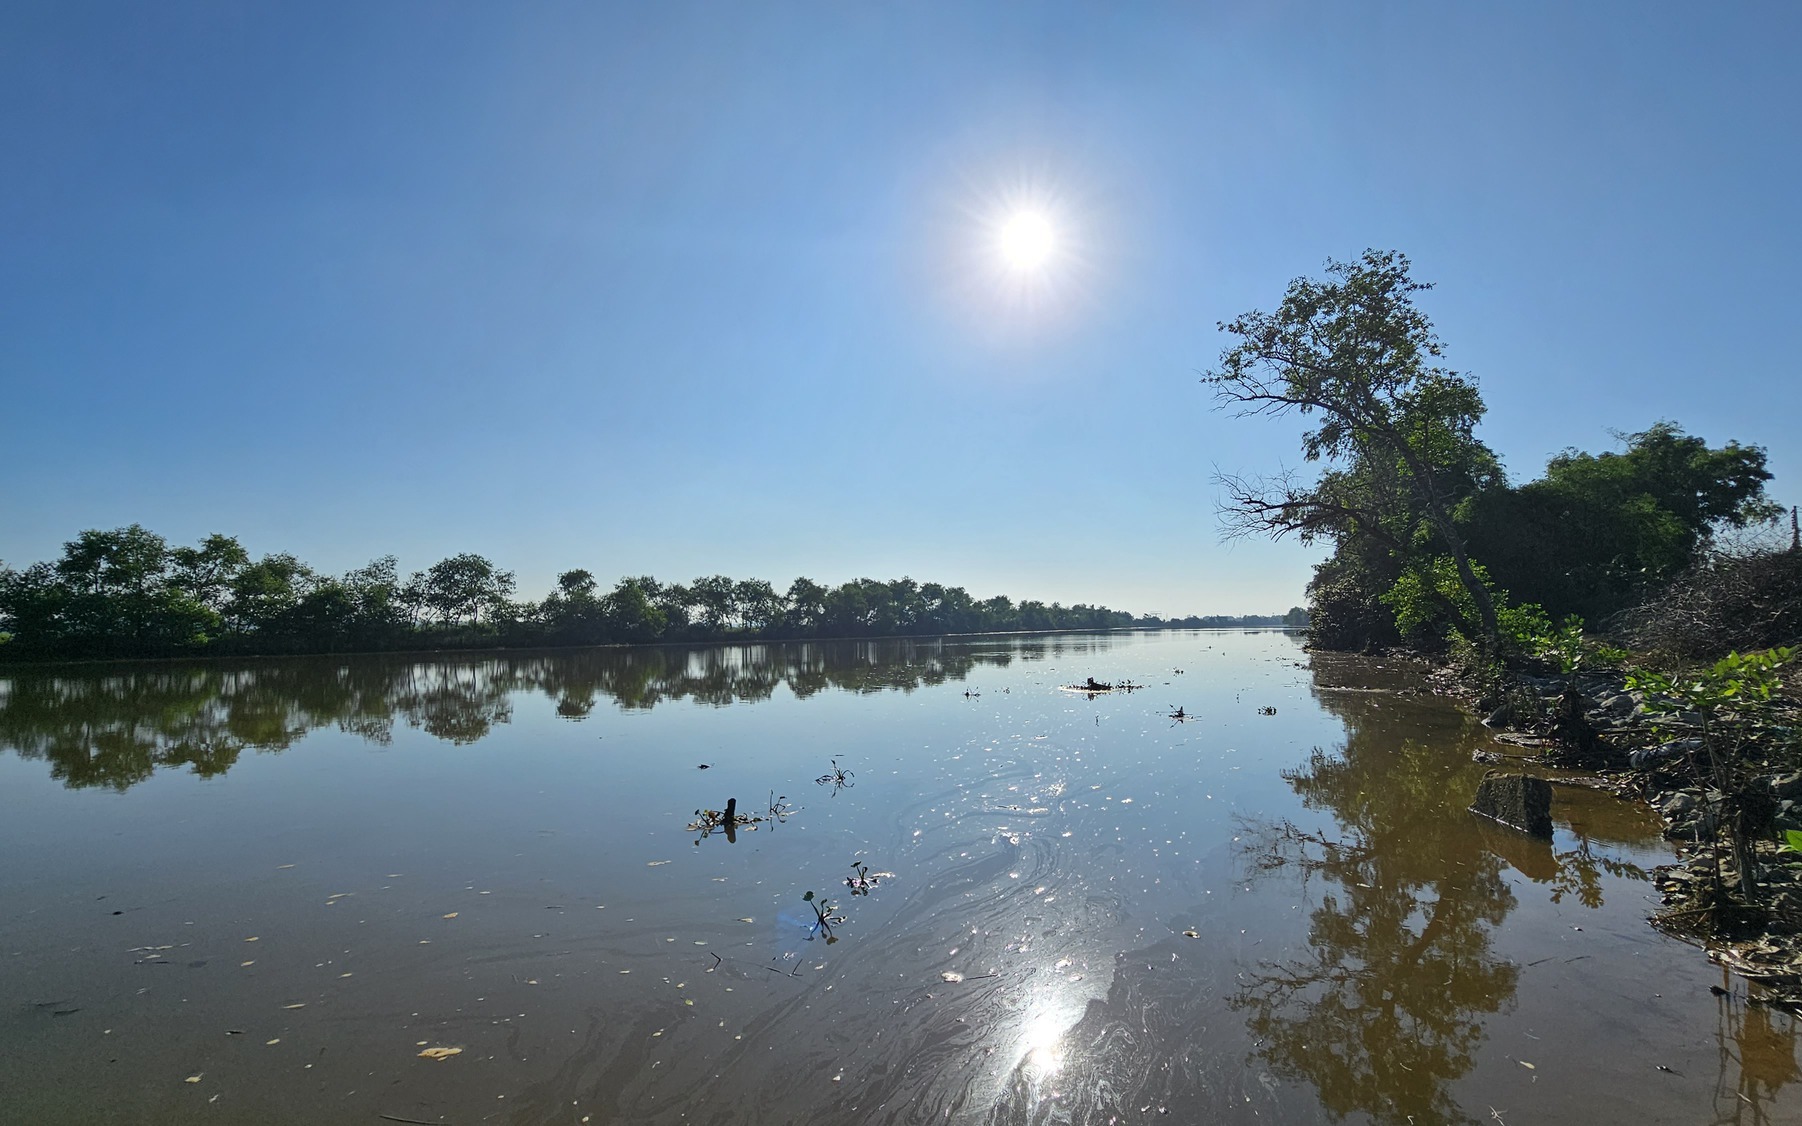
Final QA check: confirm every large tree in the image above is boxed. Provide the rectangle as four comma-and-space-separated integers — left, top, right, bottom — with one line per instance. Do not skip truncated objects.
1205, 250, 1505, 646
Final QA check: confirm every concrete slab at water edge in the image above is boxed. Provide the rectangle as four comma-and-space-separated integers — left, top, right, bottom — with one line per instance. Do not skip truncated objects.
1469, 771, 1555, 838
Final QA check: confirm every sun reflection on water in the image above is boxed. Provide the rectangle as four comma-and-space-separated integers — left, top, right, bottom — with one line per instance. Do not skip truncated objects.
1016, 999, 1079, 1079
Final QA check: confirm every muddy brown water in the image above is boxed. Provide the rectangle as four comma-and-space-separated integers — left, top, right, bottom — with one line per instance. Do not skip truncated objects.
0, 630, 1795, 1124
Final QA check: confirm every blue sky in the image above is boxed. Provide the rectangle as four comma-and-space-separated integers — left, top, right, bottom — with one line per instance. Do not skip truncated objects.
3, 2, 1797, 616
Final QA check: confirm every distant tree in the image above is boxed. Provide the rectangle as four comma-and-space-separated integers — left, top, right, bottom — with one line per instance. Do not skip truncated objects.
1017, 599, 1052, 631
689, 574, 739, 634
539, 568, 608, 643
557, 569, 598, 598
1283, 606, 1311, 628
0, 562, 72, 652
603, 576, 668, 643
170, 534, 249, 614
822, 580, 877, 636
418, 553, 516, 628
54, 525, 217, 650
978, 594, 1016, 632
886, 577, 925, 633
734, 578, 785, 632
228, 553, 318, 634
341, 556, 407, 639
784, 577, 828, 635
651, 580, 692, 636
1205, 251, 1506, 647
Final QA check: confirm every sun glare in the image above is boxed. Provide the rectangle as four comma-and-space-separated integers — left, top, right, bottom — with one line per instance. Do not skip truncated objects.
998, 211, 1056, 270
930, 167, 1100, 336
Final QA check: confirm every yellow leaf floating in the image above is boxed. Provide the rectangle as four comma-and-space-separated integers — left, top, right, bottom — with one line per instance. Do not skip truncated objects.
941, 972, 964, 983
281, 1003, 306, 1010
185, 1074, 203, 1084
1183, 929, 1201, 938
417, 1047, 463, 1060
1519, 1060, 1537, 1070
442, 912, 458, 919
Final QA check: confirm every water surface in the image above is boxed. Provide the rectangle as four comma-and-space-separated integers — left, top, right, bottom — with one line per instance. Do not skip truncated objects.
1, 631, 1795, 1124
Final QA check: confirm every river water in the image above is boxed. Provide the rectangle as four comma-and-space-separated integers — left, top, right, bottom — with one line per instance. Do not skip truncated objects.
0, 630, 1795, 1124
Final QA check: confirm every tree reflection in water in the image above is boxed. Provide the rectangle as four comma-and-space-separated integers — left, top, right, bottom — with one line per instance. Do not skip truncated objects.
1230, 669, 1597, 1125
0, 636, 1110, 791
1232, 746, 1520, 1126
1712, 984, 1800, 1126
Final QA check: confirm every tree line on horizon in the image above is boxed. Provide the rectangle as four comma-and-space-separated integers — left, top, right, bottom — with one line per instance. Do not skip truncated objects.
0, 530, 1296, 661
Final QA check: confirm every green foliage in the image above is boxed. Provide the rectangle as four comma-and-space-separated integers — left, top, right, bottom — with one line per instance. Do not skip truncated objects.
0, 524, 1143, 660
1206, 250, 1506, 648
1779, 829, 1802, 860
1381, 556, 1476, 644
1465, 422, 1778, 623
1624, 646, 1796, 899
1506, 612, 1627, 678
1624, 647, 1795, 732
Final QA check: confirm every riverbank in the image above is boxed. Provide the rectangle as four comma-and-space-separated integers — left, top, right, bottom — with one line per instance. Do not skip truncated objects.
1401, 651, 1802, 1010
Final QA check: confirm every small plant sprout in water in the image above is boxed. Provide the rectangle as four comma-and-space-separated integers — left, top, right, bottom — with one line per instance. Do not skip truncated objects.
815, 758, 854, 794
801, 890, 845, 943
845, 860, 886, 897
1168, 705, 1190, 722
765, 791, 796, 823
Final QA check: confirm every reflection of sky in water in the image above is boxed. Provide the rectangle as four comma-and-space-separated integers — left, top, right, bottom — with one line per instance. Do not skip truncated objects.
0, 631, 1797, 1125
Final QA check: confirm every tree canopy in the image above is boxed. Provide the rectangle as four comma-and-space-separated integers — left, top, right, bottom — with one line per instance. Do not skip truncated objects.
1207, 251, 1782, 651
1205, 250, 1506, 647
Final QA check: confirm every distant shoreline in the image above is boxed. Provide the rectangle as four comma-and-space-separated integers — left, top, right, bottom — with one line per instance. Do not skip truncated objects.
0, 624, 1305, 673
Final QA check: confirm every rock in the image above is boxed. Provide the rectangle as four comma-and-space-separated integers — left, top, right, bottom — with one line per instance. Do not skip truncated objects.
1469, 772, 1555, 839
1629, 738, 1703, 769
1590, 693, 1639, 723
1771, 772, 1802, 801
1661, 791, 1698, 820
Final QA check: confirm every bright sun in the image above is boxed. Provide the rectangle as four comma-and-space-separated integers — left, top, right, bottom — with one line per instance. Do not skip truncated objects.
998, 211, 1056, 270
